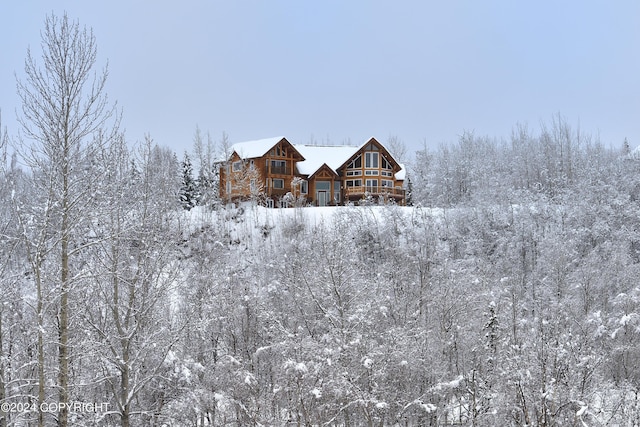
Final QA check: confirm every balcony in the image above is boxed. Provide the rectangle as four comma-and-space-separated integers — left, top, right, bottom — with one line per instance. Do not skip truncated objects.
345, 186, 405, 200
265, 165, 290, 175
266, 187, 290, 198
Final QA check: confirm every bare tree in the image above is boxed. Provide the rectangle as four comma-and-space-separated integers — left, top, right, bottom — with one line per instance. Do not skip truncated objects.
82, 135, 184, 427
0, 112, 12, 427
15, 13, 118, 427
386, 135, 408, 164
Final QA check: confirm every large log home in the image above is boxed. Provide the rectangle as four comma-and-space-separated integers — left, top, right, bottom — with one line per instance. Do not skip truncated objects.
219, 136, 406, 206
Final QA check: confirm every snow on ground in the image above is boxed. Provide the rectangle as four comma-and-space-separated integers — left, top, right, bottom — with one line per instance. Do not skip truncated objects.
178, 203, 443, 250
183, 203, 438, 228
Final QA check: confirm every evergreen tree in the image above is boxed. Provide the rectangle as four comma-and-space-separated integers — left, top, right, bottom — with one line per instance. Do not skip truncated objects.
405, 173, 414, 206
623, 137, 631, 156
197, 162, 220, 208
180, 152, 199, 210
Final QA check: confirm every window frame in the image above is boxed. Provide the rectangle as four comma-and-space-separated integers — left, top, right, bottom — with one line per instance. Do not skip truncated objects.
365, 152, 379, 169
365, 178, 379, 189
347, 155, 362, 169
381, 156, 392, 170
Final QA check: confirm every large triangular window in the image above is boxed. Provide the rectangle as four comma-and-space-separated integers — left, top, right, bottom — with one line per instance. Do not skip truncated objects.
381, 155, 392, 170
347, 155, 362, 169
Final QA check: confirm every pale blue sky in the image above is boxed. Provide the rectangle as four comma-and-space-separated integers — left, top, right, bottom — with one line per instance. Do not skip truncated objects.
1, 1, 639, 154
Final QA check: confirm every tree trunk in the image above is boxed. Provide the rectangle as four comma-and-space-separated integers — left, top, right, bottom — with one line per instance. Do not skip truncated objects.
36, 268, 45, 427
58, 135, 70, 427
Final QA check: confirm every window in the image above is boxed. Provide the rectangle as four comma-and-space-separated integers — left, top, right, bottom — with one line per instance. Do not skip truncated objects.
334, 181, 341, 202
365, 179, 378, 190
381, 156, 392, 170
226, 181, 231, 194
249, 160, 255, 170
250, 179, 256, 192
270, 160, 286, 174
315, 181, 331, 191
365, 170, 379, 176
346, 179, 362, 187
381, 171, 393, 177
293, 179, 308, 194
273, 178, 284, 189
346, 170, 362, 176
381, 179, 394, 187
232, 161, 242, 172
347, 155, 362, 169
271, 145, 287, 157
365, 152, 379, 168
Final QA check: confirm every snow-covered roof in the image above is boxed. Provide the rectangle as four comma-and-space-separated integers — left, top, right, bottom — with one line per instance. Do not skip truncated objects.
225, 136, 287, 160
358, 137, 405, 180
295, 137, 405, 178
221, 136, 406, 179
294, 144, 360, 176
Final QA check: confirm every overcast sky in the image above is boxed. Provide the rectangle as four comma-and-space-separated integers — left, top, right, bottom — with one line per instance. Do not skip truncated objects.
1, 1, 639, 154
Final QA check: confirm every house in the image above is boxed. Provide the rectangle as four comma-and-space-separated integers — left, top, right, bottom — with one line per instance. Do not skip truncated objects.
219, 136, 406, 206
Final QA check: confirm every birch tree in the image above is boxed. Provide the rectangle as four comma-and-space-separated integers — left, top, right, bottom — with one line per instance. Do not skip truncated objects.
15, 13, 118, 427
81, 136, 187, 426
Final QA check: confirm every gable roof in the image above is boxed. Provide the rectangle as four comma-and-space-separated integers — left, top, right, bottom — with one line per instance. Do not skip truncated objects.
294, 144, 360, 176
222, 136, 304, 161
222, 136, 405, 180
335, 137, 402, 172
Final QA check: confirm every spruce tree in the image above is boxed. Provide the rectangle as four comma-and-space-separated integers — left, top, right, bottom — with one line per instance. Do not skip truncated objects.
197, 163, 220, 208
405, 173, 414, 206
180, 152, 199, 210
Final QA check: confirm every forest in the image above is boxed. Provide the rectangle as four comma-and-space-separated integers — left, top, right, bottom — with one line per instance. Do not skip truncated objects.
2, 13, 640, 427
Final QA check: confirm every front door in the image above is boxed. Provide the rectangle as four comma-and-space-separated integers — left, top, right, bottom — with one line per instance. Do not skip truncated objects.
317, 191, 328, 206
315, 181, 331, 206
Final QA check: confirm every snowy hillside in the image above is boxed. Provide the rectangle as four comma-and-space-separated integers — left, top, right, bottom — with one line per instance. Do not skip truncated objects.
4, 115, 640, 425
157, 198, 640, 426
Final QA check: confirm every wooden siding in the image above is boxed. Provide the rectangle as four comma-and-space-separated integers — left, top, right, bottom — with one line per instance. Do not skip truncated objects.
336, 138, 405, 205
220, 136, 405, 206
308, 165, 340, 206
220, 138, 304, 202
